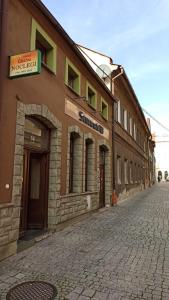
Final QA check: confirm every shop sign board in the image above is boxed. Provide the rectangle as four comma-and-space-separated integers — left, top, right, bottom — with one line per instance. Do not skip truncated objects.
65, 99, 109, 139
9, 50, 41, 78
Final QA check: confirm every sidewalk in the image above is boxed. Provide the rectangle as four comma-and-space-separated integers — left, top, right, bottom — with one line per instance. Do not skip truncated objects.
1, 183, 169, 299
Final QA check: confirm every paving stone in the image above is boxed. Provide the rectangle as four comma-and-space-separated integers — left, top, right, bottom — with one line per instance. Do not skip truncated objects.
94, 291, 108, 300
73, 286, 84, 294
1, 184, 169, 299
78, 296, 90, 300
82, 288, 96, 297
15, 273, 25, 279
107, 293, 122, 300
65, 292, 79, 300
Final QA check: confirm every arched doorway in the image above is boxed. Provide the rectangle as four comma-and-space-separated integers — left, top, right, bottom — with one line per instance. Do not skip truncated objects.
19, 117, 50, 237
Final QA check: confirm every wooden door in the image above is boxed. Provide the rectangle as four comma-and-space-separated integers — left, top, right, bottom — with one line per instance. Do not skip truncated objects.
99, 149, 105, 208
20, 150, 48, 236
27, 153, 47, 229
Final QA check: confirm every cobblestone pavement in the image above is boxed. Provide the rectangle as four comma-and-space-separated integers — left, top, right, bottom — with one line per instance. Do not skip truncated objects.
1, 183, 169, 299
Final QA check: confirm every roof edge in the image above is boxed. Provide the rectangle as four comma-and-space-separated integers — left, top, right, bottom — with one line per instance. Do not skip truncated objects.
31, 0, 116, 103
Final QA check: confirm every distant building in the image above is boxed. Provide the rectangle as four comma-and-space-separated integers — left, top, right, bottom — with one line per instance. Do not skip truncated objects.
78, 45, 155, 200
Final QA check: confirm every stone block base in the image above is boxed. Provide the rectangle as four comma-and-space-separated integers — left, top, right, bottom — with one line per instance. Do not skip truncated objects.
0, 241, 17, 262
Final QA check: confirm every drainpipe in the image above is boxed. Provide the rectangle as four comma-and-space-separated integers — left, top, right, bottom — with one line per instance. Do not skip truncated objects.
111, 66, 123, 205
0, 0, 8, 124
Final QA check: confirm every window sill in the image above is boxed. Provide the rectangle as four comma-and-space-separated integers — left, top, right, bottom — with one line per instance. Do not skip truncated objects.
101, 114, 108, 121
66, 84, 80, 97
42, 62, 56, 75
87, 102, 96, 111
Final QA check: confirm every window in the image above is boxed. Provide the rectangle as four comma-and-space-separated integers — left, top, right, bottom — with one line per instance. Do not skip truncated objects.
36, 39, 47, 64
69, 133, 74, 193
65, 58, 80, 95
114, 102, 118, 121
135, 163, 137, 182
130, 161, 133, 183
120, 106, 124, 127
124, 159, 128, 184
124, 110, 127, 130
138, 165, 140, 182
134, 123, 136, 140
85, 139, 93, 191
69, 132, 82, 193
117, 100, 121, 123
86, 83, 97, 109
30, 19, 57, 74
101, 98, 108, 120
129, 117, 132, 135
117, 156, 121, 184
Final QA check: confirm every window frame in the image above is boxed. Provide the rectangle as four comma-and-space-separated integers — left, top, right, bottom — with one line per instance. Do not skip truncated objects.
130, 161, 133, 183
117, 155, 121, 184
129, 117, 132, 135
65, 58, 81, 95
100, 98, 108, 120
124, 109, 128, 130
124, 159, 128, 184
117, 100, 121, 123
134, 123, 136, 140
30, 19, 57, 74
86, 82, 97, 110
69, 133, 74, 193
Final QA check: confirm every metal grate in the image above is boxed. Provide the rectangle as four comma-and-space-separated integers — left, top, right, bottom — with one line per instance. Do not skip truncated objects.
6, 281, 58, 300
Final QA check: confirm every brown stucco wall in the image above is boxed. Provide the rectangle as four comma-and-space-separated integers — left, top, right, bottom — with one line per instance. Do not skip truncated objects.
0, 0, 113, 204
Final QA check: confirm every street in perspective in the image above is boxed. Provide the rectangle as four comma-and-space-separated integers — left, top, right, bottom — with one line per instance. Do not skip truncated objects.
1, 0, 169, 299
1, 182, 169, 300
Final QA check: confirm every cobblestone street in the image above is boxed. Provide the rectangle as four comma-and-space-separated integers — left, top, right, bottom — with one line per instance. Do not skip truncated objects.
1, 183, 169, 300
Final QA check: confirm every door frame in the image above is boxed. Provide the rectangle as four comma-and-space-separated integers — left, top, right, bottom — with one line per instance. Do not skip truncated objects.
99, 147, 106, 208
19, 146, 49, 237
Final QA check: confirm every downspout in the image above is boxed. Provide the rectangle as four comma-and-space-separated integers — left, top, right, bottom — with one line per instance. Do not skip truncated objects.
111, 67, 123, 205
0, 0, 8, 124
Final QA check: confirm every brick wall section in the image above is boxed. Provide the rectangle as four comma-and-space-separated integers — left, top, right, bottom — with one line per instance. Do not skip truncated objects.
1, 102, 112, 261
118, 184, 145, 202
6, 101, 62, 256
0, 203, 17, 261
59, 192, 98, 224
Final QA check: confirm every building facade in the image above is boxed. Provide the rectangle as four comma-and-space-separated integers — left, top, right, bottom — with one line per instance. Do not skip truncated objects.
0, 0, 115, 261
78, 45, 155, 201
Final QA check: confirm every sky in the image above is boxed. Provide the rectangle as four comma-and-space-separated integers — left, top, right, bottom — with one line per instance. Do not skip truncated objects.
42, 0, 169, 176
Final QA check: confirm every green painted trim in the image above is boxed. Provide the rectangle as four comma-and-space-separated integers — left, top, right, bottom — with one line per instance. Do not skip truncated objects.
65, 58, 81, 95
30, 18, 57, 74
86, 81, 97, 110
101, 98, 108, 120
37, 50, 42, 73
